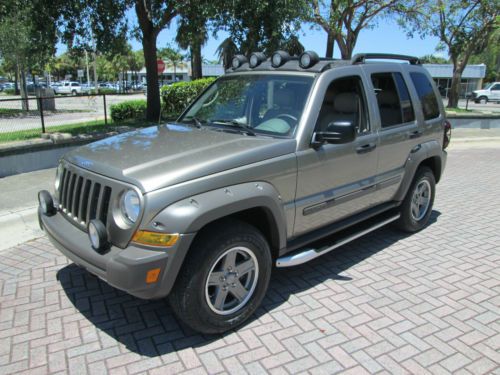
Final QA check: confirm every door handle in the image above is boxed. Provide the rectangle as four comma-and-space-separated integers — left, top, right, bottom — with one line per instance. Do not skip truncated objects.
409, 130, 423, 139
356, 143, 377, 154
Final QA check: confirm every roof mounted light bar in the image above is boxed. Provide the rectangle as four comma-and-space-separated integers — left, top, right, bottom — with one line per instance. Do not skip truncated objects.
351, 53, 421, 65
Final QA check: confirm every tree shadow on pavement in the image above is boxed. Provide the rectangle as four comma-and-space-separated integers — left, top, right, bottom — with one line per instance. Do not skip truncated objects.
57, 210, 441, 357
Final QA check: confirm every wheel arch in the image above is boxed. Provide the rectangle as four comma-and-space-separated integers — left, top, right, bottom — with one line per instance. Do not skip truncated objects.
394, 140, 445, 201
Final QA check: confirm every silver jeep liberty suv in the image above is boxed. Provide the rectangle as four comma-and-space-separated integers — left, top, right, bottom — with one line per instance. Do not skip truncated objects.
38, 51, 450, 333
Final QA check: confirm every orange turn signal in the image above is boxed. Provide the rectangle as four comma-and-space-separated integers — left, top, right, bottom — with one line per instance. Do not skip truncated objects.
146, 268, 161, 284
132, 230, 179, 247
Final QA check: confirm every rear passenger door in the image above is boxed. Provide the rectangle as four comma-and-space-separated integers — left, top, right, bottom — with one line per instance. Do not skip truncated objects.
362, 66, 421, 204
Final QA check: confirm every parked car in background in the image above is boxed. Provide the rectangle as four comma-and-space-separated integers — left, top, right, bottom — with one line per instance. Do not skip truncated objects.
55, 81, 83, 95
472, 82, 500, 104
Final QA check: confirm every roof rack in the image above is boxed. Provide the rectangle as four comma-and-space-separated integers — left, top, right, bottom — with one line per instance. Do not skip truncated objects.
351, 53, 421, 65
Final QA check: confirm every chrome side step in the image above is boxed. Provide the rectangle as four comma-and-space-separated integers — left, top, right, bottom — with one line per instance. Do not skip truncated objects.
276, 214, 400, 268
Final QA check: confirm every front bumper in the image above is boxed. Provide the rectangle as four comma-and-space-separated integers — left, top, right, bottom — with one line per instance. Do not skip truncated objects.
39, 207, 195, 299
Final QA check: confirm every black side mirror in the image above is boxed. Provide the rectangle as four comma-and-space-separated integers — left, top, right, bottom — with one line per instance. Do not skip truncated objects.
313, 121, 356, 146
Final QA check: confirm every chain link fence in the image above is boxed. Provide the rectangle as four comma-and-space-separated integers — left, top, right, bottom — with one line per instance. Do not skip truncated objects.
0, 94, 110, 143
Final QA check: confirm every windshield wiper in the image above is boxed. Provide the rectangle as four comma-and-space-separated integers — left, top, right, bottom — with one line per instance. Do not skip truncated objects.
181, 117, 204, 128
211, 119, 256, 136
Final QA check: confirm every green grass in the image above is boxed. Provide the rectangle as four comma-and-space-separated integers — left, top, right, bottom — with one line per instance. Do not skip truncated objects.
0, 118, 156, 144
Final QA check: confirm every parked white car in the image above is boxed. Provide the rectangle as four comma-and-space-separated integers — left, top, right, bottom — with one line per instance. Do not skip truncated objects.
472, 82, 500, 104
55, 81, 82, 95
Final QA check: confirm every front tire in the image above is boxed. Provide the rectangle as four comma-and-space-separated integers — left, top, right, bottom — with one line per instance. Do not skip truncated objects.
478, 96, 488, 104
168, 220, 272, 334
396, 166, 435, 233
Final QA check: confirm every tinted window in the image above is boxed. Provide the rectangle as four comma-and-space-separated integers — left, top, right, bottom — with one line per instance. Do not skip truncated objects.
181, 75, 313, 137
316, 76, 369, 134
371, 73, 415, 127
410, 72, 440, 120
491, 84, 500, 91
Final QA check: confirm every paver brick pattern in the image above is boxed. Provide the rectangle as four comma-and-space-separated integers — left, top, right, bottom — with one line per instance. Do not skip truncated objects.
1, 148, 499, 374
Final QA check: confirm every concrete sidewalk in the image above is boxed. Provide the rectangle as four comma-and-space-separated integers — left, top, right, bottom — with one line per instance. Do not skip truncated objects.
0, 167, 54, 250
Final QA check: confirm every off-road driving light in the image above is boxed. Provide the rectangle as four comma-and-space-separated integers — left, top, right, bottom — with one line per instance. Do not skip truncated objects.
38, 190, 56, 216
54, 163, 64, 191
249, 52, 266, 68
132, 230, 179, 247
299, 51, 320, 69
271, 50, 290, 68
120, 189, 141, 224
231, 55, 247, 69
88, 219, 108, 251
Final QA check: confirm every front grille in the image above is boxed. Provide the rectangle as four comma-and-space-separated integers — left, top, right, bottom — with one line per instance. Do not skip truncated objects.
58, 167, 112, 230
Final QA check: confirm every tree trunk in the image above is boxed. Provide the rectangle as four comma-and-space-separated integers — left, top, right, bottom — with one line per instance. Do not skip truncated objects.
142, 31, 161, 121
325, 32, 335, 58
447, 68, 463, 108
191, 44, 203, 80
20, 68, 29, 111
15, 64, 20, 95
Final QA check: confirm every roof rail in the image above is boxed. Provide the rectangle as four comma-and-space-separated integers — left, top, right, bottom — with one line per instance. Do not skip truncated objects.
351, 53, 421, 65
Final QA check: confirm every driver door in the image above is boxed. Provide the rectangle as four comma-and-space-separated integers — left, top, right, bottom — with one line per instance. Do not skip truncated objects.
294, 72, 379, 237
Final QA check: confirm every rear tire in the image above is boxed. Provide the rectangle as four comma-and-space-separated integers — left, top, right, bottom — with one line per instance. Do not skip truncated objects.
396, 166, 435, 233
168, 220, 272, 334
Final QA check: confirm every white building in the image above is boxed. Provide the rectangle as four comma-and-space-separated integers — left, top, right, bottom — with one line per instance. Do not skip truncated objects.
127, 63, 224, 85
423, 64, 486, 98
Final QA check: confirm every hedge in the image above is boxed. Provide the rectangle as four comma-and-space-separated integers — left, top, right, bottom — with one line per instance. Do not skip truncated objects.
161, 77, 216, 117
110, 100, 147, 122
109, 78, 216, 122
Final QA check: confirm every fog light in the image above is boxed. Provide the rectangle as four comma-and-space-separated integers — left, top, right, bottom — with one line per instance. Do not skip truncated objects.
38, 190, 56, 216
88, 219, 108, 252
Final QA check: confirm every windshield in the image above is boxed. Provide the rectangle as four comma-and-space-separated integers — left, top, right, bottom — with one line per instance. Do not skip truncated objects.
483, 82, 494, 90
179, 74, 314, 137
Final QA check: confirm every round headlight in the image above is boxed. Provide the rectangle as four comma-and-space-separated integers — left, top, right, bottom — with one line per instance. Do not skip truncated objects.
249, 52, 266, 68
271, 51, 290, 68
120, 190, 141, 223
231, 54, 247, 69
299, 51, 319, 69
54, 163, 64, 191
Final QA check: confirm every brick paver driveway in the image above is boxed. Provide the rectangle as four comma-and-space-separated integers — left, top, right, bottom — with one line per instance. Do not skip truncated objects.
1, 147, 499, 374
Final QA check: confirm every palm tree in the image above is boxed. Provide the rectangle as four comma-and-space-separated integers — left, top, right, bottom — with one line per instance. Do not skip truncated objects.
159, 45, 186, 83
216, 38, 238, 71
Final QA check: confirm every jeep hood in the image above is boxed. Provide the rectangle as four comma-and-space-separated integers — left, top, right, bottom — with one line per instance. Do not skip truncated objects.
64, 123, 296, 192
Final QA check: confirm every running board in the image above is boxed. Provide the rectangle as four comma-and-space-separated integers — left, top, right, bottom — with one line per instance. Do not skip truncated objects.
276, 214, 400, 268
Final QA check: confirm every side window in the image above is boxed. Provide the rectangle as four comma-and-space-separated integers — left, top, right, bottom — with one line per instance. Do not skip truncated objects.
491, 84, 500, 91
316, 76, 369, 134
371, 72, 415, 128
410, 72, 440, 120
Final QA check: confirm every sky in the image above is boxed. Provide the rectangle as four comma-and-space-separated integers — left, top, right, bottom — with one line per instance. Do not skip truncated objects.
127, 17, 444, 61
57, 15, 444, 61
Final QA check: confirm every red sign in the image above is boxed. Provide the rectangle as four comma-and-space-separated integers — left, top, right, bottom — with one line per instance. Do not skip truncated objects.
157, 59, 165, 74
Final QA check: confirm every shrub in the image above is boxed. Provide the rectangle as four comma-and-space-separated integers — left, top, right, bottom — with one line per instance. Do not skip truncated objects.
160, 77, 216, 117
3, 88, 15, 95
99, 88, 118, 95
110, 99, 147, 122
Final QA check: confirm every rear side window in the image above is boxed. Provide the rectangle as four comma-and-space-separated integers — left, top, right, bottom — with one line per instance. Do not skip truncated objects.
410, 72, 440, 120
371, 73, 415, 127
